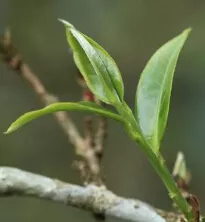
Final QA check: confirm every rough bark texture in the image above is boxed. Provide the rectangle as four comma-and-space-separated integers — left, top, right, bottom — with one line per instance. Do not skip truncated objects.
0, 167, 181, 222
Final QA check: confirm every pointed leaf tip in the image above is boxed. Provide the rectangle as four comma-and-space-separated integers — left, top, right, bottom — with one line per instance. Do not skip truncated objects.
181, 27, 192, 40
135, 28, 191, 152
4, 129, 11, 134
4, 102, 125, 134
184, 27, 192, 34
4, 123, 18, 134
63, 21, 124, 105
58, 19, 74, 28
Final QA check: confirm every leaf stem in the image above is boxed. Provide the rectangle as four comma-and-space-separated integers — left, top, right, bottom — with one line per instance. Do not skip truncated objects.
118, 103, 194, 222
140, 141, 194, 221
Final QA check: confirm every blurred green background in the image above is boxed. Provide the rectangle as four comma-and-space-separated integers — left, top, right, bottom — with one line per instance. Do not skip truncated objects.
1, 0, 205, 221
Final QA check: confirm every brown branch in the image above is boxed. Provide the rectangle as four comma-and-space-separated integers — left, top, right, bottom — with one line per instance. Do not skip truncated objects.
0, 29, 104, 185
0, 167, 182, 222
0, 29, 84, 152
75, 73, 105, 185
21, 64, 85, 151
94, 116, 107, 162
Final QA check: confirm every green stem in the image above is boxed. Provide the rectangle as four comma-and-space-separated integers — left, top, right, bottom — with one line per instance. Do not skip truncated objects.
117, 102, 194, 222
139, 140, 194, 221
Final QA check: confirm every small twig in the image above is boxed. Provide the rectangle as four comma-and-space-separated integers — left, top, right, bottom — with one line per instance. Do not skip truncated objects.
21, 64, 85, 151
0, 29, 84, 152
1, 29, 105, 186
94, 116, 107, 162
0, 166, 182, 222
76, 72, 104, 185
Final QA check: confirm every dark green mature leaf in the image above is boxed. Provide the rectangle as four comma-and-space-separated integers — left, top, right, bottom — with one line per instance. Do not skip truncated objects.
5, 102, 124, 134
135, 29, 191, 152
60, 19, 124, 106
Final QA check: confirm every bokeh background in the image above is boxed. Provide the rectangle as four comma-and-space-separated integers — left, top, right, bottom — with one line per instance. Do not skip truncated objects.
0, 0, 205, 221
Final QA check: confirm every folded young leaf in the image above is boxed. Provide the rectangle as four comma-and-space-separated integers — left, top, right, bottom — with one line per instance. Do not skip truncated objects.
172, 152, 188, 181
135, 29, 191, 152
5, 102, 124, 134
60, 19, 124, 106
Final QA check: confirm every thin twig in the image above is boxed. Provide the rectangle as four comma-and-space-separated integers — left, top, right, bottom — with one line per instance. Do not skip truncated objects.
76, 73, 104, 185
94, 116, 107, 162
0, 29, 103, 185
0, 29, 84, 152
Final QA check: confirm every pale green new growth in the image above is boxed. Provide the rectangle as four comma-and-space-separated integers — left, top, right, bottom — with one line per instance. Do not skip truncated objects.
5, 102, 124, 134
58, 19, 74, 28
135, 28, 191, 152
61, 19, 124, 106
5, 20, 194, 222
172, 152, 188, 180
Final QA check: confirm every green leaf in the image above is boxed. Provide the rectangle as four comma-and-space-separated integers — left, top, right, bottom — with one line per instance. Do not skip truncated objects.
60, 19, 124, 106
135, 28, 191, 152
5, 102, 124, 134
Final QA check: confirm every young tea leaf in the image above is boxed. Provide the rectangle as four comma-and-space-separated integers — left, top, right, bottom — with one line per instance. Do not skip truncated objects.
135, 29, 191, 152
60, 19, 124, 106
5, 102, 124, 134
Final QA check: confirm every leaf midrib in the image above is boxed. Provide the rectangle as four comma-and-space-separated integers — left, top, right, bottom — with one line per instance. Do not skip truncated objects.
154, 43, 180, 148
71, 28, 122, 103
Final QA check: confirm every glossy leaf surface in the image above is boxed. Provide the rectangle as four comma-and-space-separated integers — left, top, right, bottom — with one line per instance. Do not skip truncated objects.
61, 19, 124, 106
5, 102, 124, 134
135, 29, 191, 151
